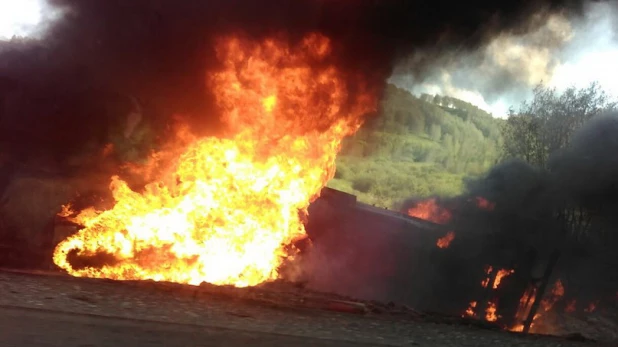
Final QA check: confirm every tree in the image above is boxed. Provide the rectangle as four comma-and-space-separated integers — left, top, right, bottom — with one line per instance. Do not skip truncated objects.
502, 82, 616, 168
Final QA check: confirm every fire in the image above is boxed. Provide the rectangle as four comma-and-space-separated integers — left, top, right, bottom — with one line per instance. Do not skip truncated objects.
584, 301, 598, 313
509, 279, 566, 332
486, 301, 499, 322
436, 231, 455, 248
464, 301, 477, 317
407, 198, 451, 224
52, 33, 376, 287
540, 279, 564, 311
475, 196, 495, 211
565, 299, 576, 313
481, 265, 493, 288
480, 267, 513, 289
58, 203, 74, 218
493, 269, 514, 289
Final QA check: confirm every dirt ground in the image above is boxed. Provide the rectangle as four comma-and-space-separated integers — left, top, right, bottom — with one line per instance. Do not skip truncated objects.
0, 270, 608, 347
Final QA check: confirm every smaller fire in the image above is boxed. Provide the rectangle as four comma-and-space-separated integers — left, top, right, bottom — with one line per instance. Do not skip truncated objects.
481, 265, 493, 288
436, 231, 455, 249
486, 301, 500, 322
493, 269, 515, 289
475, 196, 495, 211
565, 299, 576, 313
509, 279, 565, 332
464, 301, 477, 317
584, 301, 598, 313
540, 279, 565, 312
509, 287, 537, 332
58, 203, 74, 218
407, 198, 452, 224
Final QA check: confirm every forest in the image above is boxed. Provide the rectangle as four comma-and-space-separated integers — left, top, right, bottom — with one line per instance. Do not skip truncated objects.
330, 84, 504, 208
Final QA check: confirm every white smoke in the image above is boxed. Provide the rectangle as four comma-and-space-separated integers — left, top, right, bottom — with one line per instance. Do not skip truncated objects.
390, 1, 618, 118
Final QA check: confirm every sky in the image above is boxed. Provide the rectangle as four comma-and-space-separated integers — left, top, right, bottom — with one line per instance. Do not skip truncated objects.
390, 1, 618, 118
1, 1, 617, 119
0, 0, 48, 40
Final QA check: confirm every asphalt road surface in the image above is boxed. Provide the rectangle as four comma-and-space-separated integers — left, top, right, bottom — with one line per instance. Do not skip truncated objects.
0, 306, 374, 347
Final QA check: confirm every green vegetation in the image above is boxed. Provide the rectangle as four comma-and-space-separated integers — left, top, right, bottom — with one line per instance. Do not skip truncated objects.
330, 84, 504, 208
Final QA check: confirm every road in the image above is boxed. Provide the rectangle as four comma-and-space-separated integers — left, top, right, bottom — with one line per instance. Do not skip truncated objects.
0, 306, 373, 347
0, 270, 596, 347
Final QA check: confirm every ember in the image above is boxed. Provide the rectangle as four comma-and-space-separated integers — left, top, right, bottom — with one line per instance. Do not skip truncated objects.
53, 33, 376, 287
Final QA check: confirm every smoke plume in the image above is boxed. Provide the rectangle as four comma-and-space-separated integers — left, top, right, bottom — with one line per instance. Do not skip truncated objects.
394, 111, 618, 327
0, 0, 591, 169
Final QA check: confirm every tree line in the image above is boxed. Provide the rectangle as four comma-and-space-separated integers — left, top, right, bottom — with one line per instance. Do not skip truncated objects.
331, 84, 503, 208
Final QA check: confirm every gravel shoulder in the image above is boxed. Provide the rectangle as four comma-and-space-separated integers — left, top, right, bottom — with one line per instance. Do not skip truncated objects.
0, 270, 601, 347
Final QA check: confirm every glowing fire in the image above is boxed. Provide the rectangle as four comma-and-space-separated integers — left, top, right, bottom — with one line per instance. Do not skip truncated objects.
464, 301, 477, 317
584, 301, 598, 313
540, 279, 564, 311
407, 198, 451, 224
475, 196, 495, 211
494, 269, 514, 289
481, 265, 493, 288
486, 301, 499, 322
565, 299, 576, 313
58, 203, 74, 218
436, 231, 455, 248
510, 279, 565, 332
52, 33, 376, 287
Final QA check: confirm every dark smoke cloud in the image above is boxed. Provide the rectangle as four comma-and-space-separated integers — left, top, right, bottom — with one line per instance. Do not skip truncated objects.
0, 0, 589, 168
550, 112, 618, 217
392, 112, 618, 323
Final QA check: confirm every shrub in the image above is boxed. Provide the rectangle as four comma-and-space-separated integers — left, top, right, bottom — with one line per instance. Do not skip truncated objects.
352, 176, 374, 193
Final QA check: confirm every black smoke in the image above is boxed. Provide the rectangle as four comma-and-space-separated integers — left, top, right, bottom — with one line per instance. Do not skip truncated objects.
0, 0, 592, 170
391, 112, 618, 331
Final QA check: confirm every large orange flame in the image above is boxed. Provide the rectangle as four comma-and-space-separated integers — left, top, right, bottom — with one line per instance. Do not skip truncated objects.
52, 33, 376, 287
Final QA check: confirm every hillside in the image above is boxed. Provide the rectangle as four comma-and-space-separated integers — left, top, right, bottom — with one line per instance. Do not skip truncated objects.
330, 84, 504, 208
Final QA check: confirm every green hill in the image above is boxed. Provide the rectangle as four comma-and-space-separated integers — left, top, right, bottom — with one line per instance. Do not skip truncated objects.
329, 84, 504, 208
